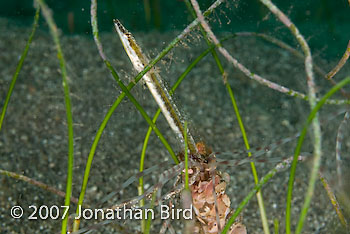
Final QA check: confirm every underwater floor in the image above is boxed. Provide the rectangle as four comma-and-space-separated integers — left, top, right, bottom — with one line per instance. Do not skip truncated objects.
0, 17, 349, 233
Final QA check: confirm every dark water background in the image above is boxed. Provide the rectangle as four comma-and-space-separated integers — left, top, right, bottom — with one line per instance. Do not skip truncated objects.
1, 0, 350, 58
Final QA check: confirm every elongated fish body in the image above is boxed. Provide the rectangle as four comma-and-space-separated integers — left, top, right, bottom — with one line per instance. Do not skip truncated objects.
114, 19, 197, 154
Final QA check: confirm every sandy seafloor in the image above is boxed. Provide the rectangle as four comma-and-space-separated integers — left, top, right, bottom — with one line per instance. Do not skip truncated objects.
0, 17, 350, 233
